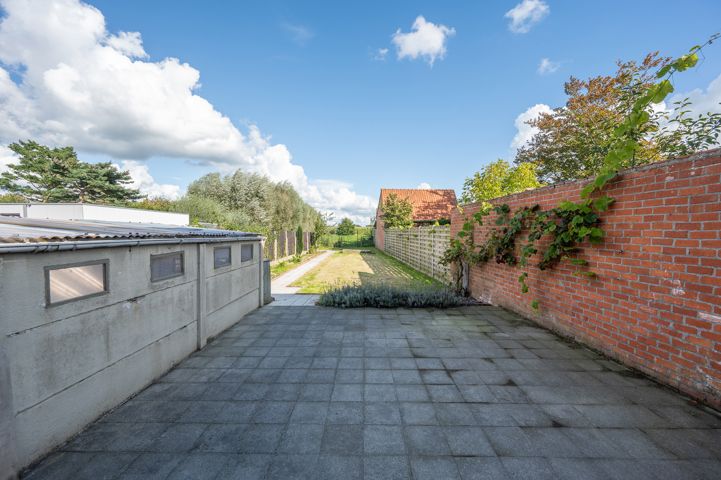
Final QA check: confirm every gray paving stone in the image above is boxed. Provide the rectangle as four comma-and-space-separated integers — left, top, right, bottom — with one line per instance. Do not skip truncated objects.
290, 402, 328, 424
119, 453, 183, 479
321, 424, 364, 455
216, 454, 270, 480
427, 384, 464, 402
317, 455, 363, 480
365, 402, 402, 425
267, 454, 319, 480
332, 384, 363, 402
236, 424, 285, 453
404, 426, 451, 455
455, 457, 509, 480
24, 305, 721, 480
166, 453, 232, 480
435, 403, 478, 425
299, 383, 333, 401
365, 384, 397, 401
363, 456, 411, 480
364, 425, 406, 454
411, 457, 461, 480
336, 369, 364, 383
400, 402, 438, 425
366, 370, 395, 384
444, 426, 495, 456
279, 424, 324, 453
501, 457, 556, 480
395, 385, 429, 402
327, 402, 364, 424
392, 370, 422, 384
151, 423, 207, 452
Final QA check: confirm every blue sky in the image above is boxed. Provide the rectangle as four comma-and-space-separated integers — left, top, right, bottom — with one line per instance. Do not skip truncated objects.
1, 0, 721, 223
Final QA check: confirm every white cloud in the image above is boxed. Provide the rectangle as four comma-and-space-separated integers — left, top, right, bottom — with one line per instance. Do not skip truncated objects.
0, 145, 17, 173
537, 57, 559, 75
0, 0, 376, 221
281, 22, 314, 46
115, 160, 181, 200
372, 47, 389, 61
669, 72, 721, 117
510, 103, 553, 151
391, 16, 455, 66
505, 0, 549, 34
105, 31, 147, 58
416, 182, 431, 189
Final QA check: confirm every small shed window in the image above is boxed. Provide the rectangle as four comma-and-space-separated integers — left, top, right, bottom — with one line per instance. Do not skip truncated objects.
214, 246, 231, 269
150, 252, 184, 282
241, 244, 254, 262
46, 260, 108, 306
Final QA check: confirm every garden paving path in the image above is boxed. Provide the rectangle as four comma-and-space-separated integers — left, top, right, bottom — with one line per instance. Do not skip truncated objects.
271, 250, 336, 294
24, 305, 721, 479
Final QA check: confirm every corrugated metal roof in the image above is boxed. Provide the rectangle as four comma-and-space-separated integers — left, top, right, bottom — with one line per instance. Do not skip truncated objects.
0, 217, 261, 250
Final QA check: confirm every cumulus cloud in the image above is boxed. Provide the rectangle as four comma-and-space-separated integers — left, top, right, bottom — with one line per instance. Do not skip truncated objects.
115, 160, 181, 200
392, 16, 455, 66
505, 0, 549, 34
668, 72, 721, 117
510, 103, 553, 151
416, 182, 431, 189
537, 57, 559, 75
0, 0, 376, 220
0, 145, 17, 173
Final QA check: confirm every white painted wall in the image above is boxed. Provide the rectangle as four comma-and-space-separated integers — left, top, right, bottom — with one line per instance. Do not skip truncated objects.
0, 238, 261, 478
0, 203, 189, 226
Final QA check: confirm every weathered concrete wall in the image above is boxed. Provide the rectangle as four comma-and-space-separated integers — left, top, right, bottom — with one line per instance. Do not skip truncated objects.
204, 242, 261, 340
0, 239, 261, 475
451, 150, 721, 408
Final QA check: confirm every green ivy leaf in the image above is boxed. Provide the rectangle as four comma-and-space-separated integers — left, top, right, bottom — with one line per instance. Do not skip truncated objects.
589, 227, 605, 242
531, 300, 539, 310
593, 196, 614, 212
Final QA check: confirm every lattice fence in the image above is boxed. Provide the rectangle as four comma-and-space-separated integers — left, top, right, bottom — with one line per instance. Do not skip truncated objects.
383, 226, 450, 283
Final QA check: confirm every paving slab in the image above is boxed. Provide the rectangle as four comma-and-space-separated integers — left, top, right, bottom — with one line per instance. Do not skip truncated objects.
23, 304, 721, 479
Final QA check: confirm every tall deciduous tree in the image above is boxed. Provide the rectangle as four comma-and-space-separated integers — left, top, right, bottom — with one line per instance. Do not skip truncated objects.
460, 159, 541, 204
380, 193, 414, 229
336, 217, 356, 236
0, 140, 140, 202
515, 52, 721, 183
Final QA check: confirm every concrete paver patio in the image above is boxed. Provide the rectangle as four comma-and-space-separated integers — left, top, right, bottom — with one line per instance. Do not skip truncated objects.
24, 305, 721, 479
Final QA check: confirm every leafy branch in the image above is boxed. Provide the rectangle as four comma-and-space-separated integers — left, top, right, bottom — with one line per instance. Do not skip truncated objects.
442, 37, 718, 309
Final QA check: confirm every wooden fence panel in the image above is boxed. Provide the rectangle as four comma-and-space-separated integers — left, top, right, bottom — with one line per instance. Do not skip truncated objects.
383, 226, 450, 283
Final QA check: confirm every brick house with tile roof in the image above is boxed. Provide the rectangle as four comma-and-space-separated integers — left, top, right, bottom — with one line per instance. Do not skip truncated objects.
374, 188, 457, 250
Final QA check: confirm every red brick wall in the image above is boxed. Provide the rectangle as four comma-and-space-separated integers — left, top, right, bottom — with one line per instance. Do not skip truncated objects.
451, 149, 721, 408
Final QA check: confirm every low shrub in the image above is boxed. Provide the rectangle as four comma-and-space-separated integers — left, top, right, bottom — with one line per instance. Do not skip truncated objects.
316, 284, 471, 309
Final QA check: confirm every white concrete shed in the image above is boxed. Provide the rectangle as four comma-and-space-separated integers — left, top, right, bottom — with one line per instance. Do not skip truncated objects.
0, 218, 264, 476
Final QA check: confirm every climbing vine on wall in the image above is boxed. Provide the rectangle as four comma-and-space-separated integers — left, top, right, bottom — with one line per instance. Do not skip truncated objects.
441, 37, 719, 308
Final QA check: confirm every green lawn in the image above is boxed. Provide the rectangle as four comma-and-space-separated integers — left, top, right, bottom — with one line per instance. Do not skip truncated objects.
270, 251, 324, 279
290, 247, 440, 294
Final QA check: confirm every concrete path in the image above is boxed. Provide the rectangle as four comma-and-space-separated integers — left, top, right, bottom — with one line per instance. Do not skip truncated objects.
270, 294, 320, 307
271, 250, 336, 294
24, 305, 721, 479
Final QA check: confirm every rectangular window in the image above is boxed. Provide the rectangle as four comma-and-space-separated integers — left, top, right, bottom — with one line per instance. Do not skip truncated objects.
241, 244, 254, 262
46, 260, 108, 306
150, 251, 184, 282
214, 246, 231, 269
